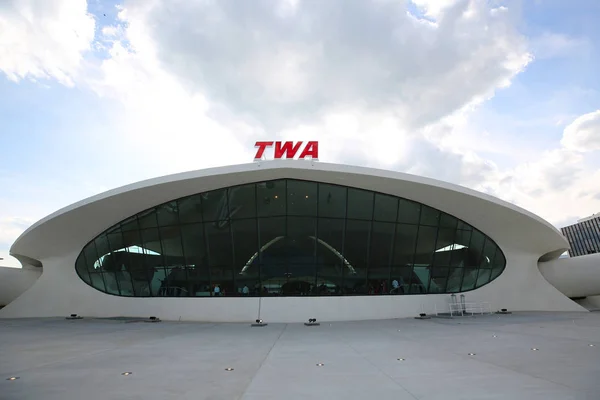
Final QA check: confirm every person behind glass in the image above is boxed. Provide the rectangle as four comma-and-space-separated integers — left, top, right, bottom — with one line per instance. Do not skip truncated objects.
392, 277, 405, 294
213, 284, 221, 297
391, 278, 399, 294
380, 280, 387, 295
242, 285, 249, 296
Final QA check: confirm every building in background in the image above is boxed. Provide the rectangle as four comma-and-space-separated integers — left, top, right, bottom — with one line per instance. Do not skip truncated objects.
561, 213, 600, 257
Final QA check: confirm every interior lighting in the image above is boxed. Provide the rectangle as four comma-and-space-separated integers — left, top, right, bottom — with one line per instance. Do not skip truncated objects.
316, 363, 324, 367
121, 372, 132, 376
7, 377, 19, 381
468, 353, 476, 356
225, 368, 234, 371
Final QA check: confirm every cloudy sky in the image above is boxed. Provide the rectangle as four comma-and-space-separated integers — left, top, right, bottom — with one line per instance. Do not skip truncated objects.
1, 0, 600, 267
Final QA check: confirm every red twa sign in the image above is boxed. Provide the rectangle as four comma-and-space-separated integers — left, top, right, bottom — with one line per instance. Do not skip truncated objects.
254, 141, 319, 161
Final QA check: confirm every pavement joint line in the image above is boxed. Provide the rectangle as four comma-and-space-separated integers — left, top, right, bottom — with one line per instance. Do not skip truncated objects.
340, 333, 420, 400
233, 323, 288, 400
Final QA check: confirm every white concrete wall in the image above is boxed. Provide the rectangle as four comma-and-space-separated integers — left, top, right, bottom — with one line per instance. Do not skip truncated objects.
539, 253, 600, 298
574, 296, 600, 311
0, 266, 42, 306
0, 246, 584, 322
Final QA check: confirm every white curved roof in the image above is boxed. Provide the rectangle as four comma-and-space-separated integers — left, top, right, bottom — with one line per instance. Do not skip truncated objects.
11, 161, 568, 264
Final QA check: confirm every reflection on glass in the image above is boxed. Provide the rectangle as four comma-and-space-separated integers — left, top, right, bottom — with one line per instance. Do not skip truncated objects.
75, 179, 506, 297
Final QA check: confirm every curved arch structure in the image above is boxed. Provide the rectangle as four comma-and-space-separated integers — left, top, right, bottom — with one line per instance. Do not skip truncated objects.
539, 253, 600, 298
0, 161, 587, 321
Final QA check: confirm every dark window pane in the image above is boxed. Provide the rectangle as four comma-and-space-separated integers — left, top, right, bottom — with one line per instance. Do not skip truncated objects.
413, 226, 437, 266
397, 200, 420, 224
257, 180, 286, 217
460, 267, 478, 291
347, 188, 373, 220
476, 269, 492, 287
393, 224, 418, 266
258, 216, 286, 284
180, 223, 210, 297
204, 220, 234, 296
159, 226, 183, 254
317, 218, 344, 263
492, 246, 506, 269
156, 201, 179, 227
432, 228, 457, 267
454, 229, 472, 249
446, 268, 463, 293
138, 209, 158, 229
89, 272, 106, 292
94, 235, 110, 271
420, 205, 440, 226
120, 216, 139, 232
467, 230, 486, 267
102, 271, 121, 295
83, 242, 101, 292
316, 218, 345, 291
439, 213, 458, 229
373, 194, 398, 222
490, 267, 503, 281
202, 188, 229, 224
456, 220, 472, 230
480, 238, 497, 268
162, 266, 188, 297
232, 219, 259, 292
121, 229, 152, 297
106, 231, 131, 296
318, 183, 346, 218
286, 217, 317, 287
429, 267, 449, 293
343, 220, 370, 293
140, 228, 165, 296
232, 219, 258, 271
229, 184, 257, 220
369, 222, 395, 267
177, 195, 203, 224
287, 217, 317, 264
75, 254, 91, 284
287, 180, 317, 216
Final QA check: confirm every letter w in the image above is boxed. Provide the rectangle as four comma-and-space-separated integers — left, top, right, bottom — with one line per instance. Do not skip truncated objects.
274, 141, 303, 159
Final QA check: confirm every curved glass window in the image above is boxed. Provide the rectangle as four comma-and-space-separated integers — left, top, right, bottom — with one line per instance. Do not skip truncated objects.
75, 179, 506, 297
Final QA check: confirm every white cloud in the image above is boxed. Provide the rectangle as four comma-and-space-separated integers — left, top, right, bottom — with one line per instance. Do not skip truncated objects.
0, 0, 96, 85
111, 0, 531, 131
561, 110, 600, 152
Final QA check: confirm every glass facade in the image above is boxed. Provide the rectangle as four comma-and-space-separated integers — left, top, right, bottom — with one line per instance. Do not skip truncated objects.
75, 179, 506, 297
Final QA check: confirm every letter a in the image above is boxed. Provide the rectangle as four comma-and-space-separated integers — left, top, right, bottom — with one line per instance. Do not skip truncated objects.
299, 141, 319, 160
254, 141, 274, 160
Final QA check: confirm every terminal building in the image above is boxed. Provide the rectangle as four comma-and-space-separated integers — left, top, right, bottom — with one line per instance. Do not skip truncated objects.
561, 213, 600, 257
2, 160, 600, 322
